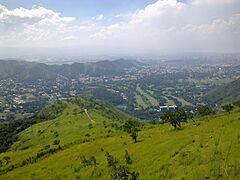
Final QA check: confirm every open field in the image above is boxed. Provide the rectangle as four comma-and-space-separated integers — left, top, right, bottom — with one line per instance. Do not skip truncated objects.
169, 95, 193, 106
135, 94, 148, 109
135, 86, 159, 108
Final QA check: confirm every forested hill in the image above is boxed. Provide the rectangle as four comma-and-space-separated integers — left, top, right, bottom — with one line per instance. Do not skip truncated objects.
0, 59, 143, 81
0, 60, 58, 81
203, 78, 240, 105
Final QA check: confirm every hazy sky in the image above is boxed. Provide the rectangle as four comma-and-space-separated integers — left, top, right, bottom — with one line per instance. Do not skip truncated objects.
0, 0, 240, 59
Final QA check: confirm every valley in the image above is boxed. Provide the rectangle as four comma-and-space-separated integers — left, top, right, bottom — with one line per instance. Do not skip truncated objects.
0, 58, 239, 180
0, 58, 239, 121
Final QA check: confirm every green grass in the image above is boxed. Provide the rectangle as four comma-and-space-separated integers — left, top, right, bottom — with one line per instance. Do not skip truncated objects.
169, 95, 193, 106
135, 94, 148, 109
1, 107, 240, 179
143, 93, 159, 107
135, 86, 159, 108
162, 95, 175, 106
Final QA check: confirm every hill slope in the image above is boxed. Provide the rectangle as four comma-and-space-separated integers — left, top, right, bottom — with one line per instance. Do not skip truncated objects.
0, 97, 135, 174
0, 59, 142, 81
0, 60, 57, 81
203, 78, 240, 105
0, 103, 239, 179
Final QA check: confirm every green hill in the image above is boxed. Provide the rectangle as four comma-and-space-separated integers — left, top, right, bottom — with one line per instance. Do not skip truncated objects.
203, 78, 240, 106
58, 59, 143, 78
0, 60, 58, 81
0, 59, 142, 81
0, 97, 239, 179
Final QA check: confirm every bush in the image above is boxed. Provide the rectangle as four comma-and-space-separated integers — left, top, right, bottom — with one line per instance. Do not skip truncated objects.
105, 152, 119, 169
222, 104, 234, 114
233, 100, 240, 107
81, 156, 98, 167
124, 150, 132, 164
53, 140, 60, 145
197, 105, 213, 116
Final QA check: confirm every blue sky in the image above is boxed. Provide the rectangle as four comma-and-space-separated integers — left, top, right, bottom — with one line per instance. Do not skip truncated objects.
0, 0, 240, 59
0, 0, 157, 19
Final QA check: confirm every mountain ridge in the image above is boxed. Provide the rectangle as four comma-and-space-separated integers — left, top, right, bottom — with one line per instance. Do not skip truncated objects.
0, 59, 143, 81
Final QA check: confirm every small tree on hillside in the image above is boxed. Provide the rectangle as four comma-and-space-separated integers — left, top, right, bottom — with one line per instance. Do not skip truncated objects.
161, 111, 177, 129
122, 119, 141, 143
161, 108, 188, 129
130, 131, 138, 143
105, 152, 119, 169
222, 104, 234, 114
124, 150, 132, 164
233, 100, 240, 107
53, 139, 60, 145
197, 105, 213, 116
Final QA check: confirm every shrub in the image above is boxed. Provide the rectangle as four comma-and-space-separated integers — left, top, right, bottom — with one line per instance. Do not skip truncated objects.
197, 105, 213, 116
124, 150, 132, 164
222, 104, 234, 114
105, 152, 119, 169
53, 139, 60, 145
81, 156, 98, 167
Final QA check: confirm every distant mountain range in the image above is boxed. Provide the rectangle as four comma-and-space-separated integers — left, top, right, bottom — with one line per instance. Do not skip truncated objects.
0, 59, 143, 81
203, 78, 240, 105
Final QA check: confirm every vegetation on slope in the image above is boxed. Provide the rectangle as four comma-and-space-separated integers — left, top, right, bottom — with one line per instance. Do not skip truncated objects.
0, 101, 67, 153
0, 97, 137, 174
0, 59, 142, 81
203, 78, 240, 105
0, 100, 239, 179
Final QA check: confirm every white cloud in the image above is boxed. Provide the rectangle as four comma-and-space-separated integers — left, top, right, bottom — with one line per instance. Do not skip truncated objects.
92, 14, 104, 21
0, 0, 240, 56
90, 0, 240, 53
183, 14, 240, 35
0, 5, 75, 27
130, 0, 184, 24
192, 0, 238, 5
0, 5, 85, 47
62, 35, 78, 41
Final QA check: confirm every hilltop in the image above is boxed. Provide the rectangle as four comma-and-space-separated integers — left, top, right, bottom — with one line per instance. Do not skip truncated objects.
0, 97, 239, 179
0, 59, 143, 81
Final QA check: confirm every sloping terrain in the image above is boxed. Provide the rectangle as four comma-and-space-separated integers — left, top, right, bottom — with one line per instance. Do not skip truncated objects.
0, 59, 142, 81
0, 60, 57, 81
0, 99, 239, 179
203, 78, 240, 106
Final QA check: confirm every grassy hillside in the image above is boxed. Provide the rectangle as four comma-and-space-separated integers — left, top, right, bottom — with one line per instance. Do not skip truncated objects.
0, 100, 239, 179
203, 78, 240, 106
0, 97, 135, 174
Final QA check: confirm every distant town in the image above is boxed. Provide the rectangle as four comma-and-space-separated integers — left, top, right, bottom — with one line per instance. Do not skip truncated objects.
0, 59, 239, 121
